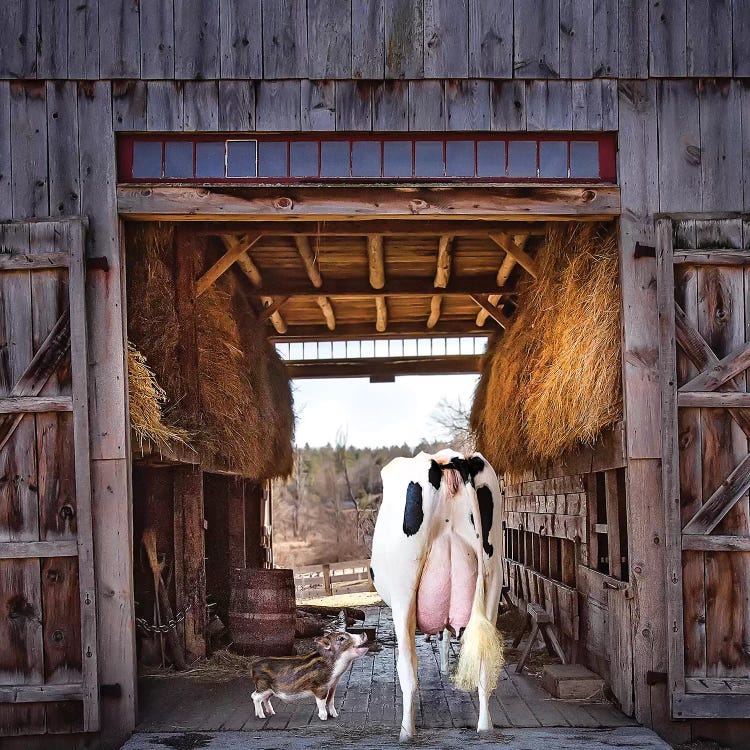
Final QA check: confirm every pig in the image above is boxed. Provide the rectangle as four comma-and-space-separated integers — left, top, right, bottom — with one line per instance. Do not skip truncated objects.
250, 631, 369, 721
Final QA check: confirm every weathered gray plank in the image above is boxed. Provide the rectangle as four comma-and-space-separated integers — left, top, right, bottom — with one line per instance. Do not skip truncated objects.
47, 82, 80, 216
146, 81, 184, 131
513, 0, 560, 77
445, 80, 490, 130
0, 0, 38, 78
593, 0, 618, 76
656, 80, 701, 213
408, 80, 445, 130
218, 81, 255, 131
183, 81, 219, 132
352, 0, 385, 78
618, 0, 648, 77
262, 0, 308, 78
490, 80, 526, 131
307, 0, 352, 78
38, 0, 69, 77
384, 0, 424, 78
424, 0, 468, 77
745, 86, 750, 212
468, 0, 512, 77
601, 79, 618, 129
572, 80, 602, 130
649, 0, 687, 76
560, 0, 594, 78
301, 81, 336, 131
699, 80, 743, 212
335, 82, 373, 131
10, 82, 48, 218
734, 0, 750, 76
68, 0, 100, 79
687, 0, 732, 76
255, 81, 301, 131
526, 80, 573, 131
112, 80, 148, 131
373, 81, 408, 131
140, 0, 175, 78
0, 83, 11, 212
174, 0, 220, 79
219, 0, 262, 78
98, 0, 141, 78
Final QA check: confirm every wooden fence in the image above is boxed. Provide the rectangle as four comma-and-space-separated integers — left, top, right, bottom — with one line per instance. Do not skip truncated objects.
293, 559, 373, 600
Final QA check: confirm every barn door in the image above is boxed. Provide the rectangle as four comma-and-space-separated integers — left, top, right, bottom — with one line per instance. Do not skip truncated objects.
657, 216, 750, 719
0, 219, 99, 734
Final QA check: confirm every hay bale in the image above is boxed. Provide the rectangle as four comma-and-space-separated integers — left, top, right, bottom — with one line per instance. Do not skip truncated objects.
477, 223, 621, 477
127, 343, 191, 450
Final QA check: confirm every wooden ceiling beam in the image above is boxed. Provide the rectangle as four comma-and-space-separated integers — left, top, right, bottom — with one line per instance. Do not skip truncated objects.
368, 235, 385, 289
476, 233, 528, 326
375, 297, 387, 332
428, 235, 454, 329
489, 232, 538, 278
285, 354, 481, 379
316, 296, 336, 331
260, 296, 290, 321
195, 233, 262, 297
471, 295, 513, 330
294, 235, 336, 330
270, 320, 494, 341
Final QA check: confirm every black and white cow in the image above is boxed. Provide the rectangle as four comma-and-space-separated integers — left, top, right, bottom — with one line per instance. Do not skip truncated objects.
371, 449, 504, 741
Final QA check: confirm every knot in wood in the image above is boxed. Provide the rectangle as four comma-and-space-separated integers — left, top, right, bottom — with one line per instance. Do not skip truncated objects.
409, 199, 430, 213
274, 197, 294, 210
581, 189, 596, 203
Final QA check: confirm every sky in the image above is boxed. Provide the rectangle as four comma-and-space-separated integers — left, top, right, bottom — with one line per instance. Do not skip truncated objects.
291, 374, 479, 449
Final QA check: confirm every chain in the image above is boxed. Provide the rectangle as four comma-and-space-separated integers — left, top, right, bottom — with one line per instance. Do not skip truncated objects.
135, 585, 200, 636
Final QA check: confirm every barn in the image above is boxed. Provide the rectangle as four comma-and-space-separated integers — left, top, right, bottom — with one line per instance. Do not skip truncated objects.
1, 1, 749, 748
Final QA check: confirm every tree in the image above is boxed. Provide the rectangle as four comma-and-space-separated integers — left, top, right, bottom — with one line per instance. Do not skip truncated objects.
431, 397, 475, 453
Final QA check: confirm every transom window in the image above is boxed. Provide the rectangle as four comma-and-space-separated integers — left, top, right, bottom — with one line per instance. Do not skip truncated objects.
118, 133, 616, 183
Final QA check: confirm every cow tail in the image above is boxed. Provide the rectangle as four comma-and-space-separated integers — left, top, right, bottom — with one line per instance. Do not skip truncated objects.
452, 487, 504, 693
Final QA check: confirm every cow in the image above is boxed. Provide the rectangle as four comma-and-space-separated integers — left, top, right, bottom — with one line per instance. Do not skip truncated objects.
370, 448, 504, 741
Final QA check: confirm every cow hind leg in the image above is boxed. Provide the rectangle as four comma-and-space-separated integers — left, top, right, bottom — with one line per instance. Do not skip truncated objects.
393, 602, 418, 742
477, 569, 503, 733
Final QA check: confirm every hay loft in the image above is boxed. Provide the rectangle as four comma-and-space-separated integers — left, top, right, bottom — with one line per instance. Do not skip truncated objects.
126, 223, 294, 479
472, 223, 621, 477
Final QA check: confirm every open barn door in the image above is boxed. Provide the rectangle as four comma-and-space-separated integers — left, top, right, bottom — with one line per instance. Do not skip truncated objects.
657, 216, 750, 719
0, 219, 99, 734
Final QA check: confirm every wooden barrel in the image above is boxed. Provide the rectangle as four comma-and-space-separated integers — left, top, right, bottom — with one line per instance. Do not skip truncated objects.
229, 568, 296, 656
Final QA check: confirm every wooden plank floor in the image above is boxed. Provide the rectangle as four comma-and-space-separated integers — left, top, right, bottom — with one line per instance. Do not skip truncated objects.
136, 606, 635, 732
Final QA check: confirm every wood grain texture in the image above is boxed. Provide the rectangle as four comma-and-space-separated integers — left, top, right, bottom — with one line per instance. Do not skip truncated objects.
385, 0, 424, 78
513, 0, 560, 78
373, 81, 408, 131
468, 0, 512, 77
559, 0, 594, 78
219, 0, 262, 78
146, 80, 184, 131
183, 81, 219, 132
308, 0, 352, 78
174, 0, 220, 79
352, 0, 385, 78
649, 0, 687, 76
38, 0, 69, 78
301, 80, 336, 131
98, 0, 141, 78
112, 80, 148, 131
686, 0, 732, 76
218, 80, 255, 131
255, 81, 301, 131
408, 80, 445, 131
47, 82, 80, 217
424, 0, 468, 77
335, 82, 373, 131
262, 0, 308, 78
445, 80, 490, 130
592, 0, 618, 76
139, 0, 175, 78
0, 0, 38, 78
490, 81, 526, 130
527, 80, 573, 130
10, 82, 48, 218
618, 0, 648, 78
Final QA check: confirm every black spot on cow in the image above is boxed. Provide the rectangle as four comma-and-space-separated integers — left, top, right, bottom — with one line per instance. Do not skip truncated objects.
428, 460, 443, 490
469, 485, 494, 557
369, 566, 375, 583
403, 481, 424, 536
467, 455, 485, 479
447, 457, 471, 484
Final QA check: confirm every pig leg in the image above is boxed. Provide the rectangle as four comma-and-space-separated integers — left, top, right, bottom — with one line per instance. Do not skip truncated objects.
263, 695, 275, 715
326, 677, 341, 717
252, 690, 271, 719
313, 687, 329, 720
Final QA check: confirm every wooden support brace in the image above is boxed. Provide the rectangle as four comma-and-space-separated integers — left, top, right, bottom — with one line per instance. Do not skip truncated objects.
477, 234, 527, 326
489, 232, 538, 278
195, 233, 262, 297
470, 295, 512, 329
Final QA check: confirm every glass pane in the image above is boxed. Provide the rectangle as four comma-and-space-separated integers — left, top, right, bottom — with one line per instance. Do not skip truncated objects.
132, 141, 163, 178
507, 141, 537, 177
289, 342, 304, 360
446, 140, 475, 177
570, 141, 600, 178
164, 141, 193, 178
390, 339, 403, 357
320, 141, 350, 177
290, 141, 319, 177
446, 337, 461, 355
346, 340, 360, 357
227, 140, 257, 177
539, 141, 568, 178
275, 343, 289, 359
417, 338, 431, 356
352, 141, 381, 177
414, 141, 444, 177
361, 340, 375, 358
375, 339, 388, 357
383, 140, 412, 177
195, 141, 225, 178
303, 341, 317, 359
477, 140, 505, 177
332, 340, 347, 358
257, 141, 287, 177
319, 341, 332, 359
403, 339, 418, 356
432, 337, 446, 356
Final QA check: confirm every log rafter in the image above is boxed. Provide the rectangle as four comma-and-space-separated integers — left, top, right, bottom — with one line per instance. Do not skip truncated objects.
368, 235, 387, 332
294, 235, 336, 331
476, 233, 528, 327
427, 235, 454, 329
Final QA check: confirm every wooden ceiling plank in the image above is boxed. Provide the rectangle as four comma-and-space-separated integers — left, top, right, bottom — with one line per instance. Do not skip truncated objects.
368, 235, 385, 289
195, 233, 262, 297
375, 296, 387, 332
489, 232, 538, 278
470, 294, 512, 330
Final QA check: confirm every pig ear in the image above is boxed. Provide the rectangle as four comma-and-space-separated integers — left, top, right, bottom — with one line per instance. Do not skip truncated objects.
316, 636, 332, 650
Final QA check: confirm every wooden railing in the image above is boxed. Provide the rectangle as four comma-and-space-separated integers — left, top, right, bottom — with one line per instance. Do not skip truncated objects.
293, 559, 373, 600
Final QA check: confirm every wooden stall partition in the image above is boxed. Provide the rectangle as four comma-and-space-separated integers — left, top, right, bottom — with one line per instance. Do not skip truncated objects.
657, 216, 750, 719
0, 218, 100, 734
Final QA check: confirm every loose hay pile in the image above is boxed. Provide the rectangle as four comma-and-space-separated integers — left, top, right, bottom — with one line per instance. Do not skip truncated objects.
126, 223, 294, 478
472, 223, 621, 478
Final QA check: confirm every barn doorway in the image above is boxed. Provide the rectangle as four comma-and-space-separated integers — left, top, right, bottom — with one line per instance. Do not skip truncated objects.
116, 146, 629, 736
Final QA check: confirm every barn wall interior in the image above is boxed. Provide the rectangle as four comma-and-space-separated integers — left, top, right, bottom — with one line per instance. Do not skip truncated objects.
1, 1, 749, 748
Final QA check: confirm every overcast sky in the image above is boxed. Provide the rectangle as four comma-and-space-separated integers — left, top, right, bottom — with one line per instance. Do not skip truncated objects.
291, 374, 479, 449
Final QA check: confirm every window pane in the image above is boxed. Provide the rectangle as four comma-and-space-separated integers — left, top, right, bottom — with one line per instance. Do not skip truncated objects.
403, 339, 417, 356
320, 141, 350, 177
257, 141, 287, 177
446, 140, 475, 177
361, 340, 375, 358
346, 340, 360, 357
414, 141, 444, 177
417, 338, 431, 356
332, 340, 347, 358
290, 141, 319, 177
507, 141, 537, 177
227, 140, 257, 177
570, 141, 600, 178
539, 141, 567, 178
195, 141, 225, 178
352, 141, 381, 177
432, 337, 446, 356
383, 140, 412, 177
132, 141, 163, 178
289, 342, 304, 360
477, 140, 505, 177
375, 340, 389, 357
318, 341, 332, 359
164, 141, 193, 178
